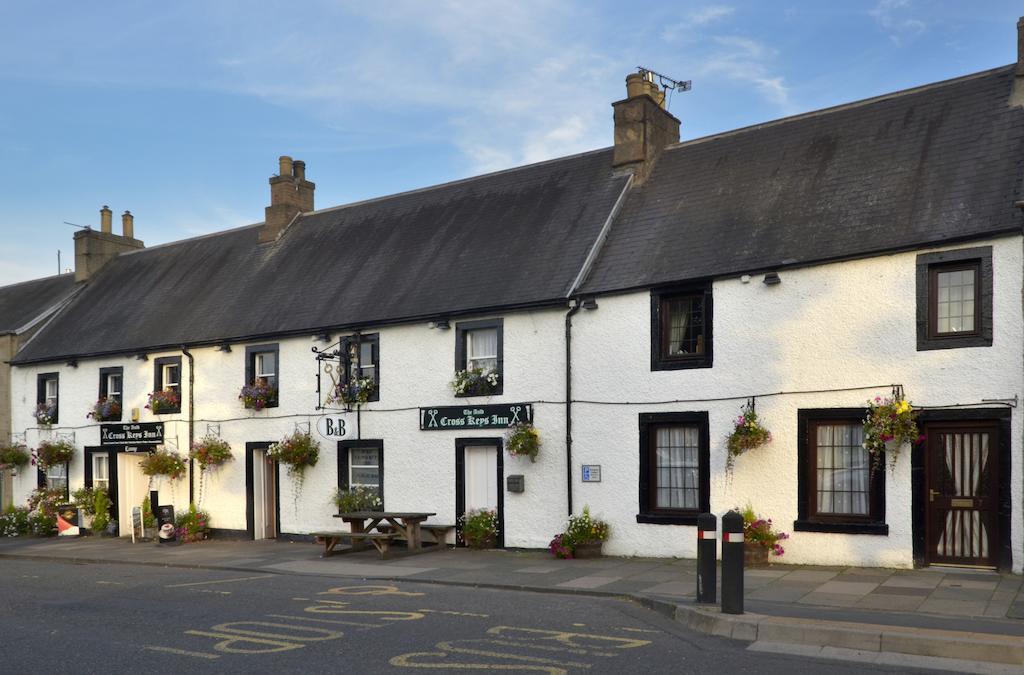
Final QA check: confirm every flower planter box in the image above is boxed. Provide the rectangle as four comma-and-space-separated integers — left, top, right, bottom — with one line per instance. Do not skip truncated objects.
744, 542, 770, 567
573, 541, 603, 559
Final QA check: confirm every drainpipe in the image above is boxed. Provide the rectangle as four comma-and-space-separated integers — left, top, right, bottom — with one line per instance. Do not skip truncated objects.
565, 299, 582, 516
181, 346, 195, 505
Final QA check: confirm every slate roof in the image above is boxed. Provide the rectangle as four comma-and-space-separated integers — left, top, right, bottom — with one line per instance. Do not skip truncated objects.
582, 65, 1024, 294
0, 274, 76, 334
14, 149, 629, 363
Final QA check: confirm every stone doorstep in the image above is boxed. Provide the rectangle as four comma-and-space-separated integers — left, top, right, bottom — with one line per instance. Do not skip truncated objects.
671, 604, 1024, 667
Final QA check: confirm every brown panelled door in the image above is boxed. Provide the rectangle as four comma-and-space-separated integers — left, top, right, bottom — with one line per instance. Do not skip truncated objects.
925, 422, 999, 568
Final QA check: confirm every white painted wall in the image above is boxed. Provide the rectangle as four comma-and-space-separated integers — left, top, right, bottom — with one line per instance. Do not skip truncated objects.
7, 236, 1022, 572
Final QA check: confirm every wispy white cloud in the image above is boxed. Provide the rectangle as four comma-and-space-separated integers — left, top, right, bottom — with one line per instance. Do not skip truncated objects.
869, 0, 926, 45
662, 5, 735, 42
698, 35, 792, 109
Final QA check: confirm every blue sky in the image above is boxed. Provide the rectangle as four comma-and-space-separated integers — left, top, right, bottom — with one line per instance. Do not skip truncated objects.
0, 1, 1020, 285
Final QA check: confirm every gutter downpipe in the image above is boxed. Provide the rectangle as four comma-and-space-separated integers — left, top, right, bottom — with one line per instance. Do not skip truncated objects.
565, 299, 581, 516
181, 346, 195, 505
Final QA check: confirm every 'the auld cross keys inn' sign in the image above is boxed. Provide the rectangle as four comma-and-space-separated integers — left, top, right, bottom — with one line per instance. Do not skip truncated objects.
100, 423, 165, 446
420, 404, 533, 430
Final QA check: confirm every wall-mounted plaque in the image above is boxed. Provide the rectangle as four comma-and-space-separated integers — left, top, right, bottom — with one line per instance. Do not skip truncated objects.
420, 404, 533, 430
100, 423, 164, 446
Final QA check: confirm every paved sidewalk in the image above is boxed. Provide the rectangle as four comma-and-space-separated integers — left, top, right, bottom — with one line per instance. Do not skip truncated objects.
1, 536, 1022, 667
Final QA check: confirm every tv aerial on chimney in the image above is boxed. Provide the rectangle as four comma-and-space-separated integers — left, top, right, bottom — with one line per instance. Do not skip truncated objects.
637, 66, 691, 109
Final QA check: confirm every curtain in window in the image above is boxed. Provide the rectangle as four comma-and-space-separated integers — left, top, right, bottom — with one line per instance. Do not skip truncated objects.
655, 426, 699, 510
668, 300, 689, 354
468, 328, 498, 372
816, 423, 868, 515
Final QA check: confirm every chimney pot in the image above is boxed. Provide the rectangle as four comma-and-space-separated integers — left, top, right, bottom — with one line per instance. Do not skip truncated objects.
122, 210, 134, 239
293, 160, 306, 180
278, 155, 293, 177
625, 73, 646, 99
100, 205, 112, 233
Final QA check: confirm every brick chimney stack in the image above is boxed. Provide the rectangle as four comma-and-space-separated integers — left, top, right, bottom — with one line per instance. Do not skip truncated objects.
261, 155, 315, 243
74, 206, 144, 283
1012, 17, 1024, 106
612, 72, 680, 185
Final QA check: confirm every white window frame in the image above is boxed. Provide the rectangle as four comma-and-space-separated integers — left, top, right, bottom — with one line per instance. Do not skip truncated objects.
466, 328, 499, 373
348, 447, 381, 493
106, 373, 122, 402
93, 453, 110, 492
255, 352, 276, 385
44, 378, 59, 407
162, 364, 180, 391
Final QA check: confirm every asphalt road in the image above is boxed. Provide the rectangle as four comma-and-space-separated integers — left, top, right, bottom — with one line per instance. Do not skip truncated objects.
0, 559, 942, 674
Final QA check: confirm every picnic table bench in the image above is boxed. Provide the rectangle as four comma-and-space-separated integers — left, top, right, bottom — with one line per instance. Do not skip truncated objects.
312, 531, 398, 559
377, 522, 456, 546
324, 511, 438, 557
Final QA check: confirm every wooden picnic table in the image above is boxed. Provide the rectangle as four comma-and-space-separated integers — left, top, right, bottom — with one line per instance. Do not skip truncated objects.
333, 511, 436, 551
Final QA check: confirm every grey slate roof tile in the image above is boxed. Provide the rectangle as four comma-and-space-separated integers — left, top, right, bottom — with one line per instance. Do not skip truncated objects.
14, 149, 628, 363
0, 274, 76, 334
581, 66, 1024, 293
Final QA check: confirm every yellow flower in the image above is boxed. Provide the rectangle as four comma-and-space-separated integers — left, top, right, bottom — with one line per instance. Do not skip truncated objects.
895, 400, 911, 415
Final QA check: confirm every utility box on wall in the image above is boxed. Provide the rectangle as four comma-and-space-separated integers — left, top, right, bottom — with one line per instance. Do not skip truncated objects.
507, 475, 525, 493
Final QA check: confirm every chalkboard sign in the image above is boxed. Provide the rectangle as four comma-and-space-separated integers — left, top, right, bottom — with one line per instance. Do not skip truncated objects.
156, 505, 176, 544
131, 506, 143, 542
420, 404, 533, 430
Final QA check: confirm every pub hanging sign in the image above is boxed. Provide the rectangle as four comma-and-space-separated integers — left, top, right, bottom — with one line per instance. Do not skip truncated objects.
420, 403, 533, 430
100, 422, 164, 446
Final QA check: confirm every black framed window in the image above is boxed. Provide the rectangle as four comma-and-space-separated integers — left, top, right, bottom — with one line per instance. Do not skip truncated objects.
795, 409, 887, 535
337, 440, 384, 505
153, 356, 182, 414
651, 286, 713, 370
36, 372, 59, 424
245, 344, 279, 408
341, 334, 379, 402
916, 246, 992, 350
98, 366, 123, 421
455, 318, 503, 396
637, 412, 710, 525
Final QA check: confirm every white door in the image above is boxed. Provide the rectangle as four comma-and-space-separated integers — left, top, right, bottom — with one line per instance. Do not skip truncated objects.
117, 454, 150, 537
252, 449, 276, 540
464, 445, 498, 512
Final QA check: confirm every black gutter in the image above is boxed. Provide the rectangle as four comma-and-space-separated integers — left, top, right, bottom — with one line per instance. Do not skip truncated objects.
564, 299, 582, 517
181, 345, 195, 505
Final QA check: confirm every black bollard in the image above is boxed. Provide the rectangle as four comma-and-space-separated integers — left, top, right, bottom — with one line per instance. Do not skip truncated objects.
696, 513, 717, 604
721, 510, 744, 615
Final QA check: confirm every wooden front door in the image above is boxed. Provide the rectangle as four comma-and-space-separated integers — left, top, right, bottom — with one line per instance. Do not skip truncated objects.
925, 422, 999, 568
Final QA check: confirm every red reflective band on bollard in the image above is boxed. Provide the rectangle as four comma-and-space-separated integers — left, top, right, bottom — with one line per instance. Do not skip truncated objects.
722, 532, 743, 543
697, 530, 716, 539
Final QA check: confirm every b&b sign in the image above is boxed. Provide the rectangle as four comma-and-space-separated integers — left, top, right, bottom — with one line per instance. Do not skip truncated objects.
316, 414, 355, 441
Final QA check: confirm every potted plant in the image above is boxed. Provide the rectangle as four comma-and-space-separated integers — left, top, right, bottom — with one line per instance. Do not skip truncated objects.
458, 508, 498, 549
726, 403, 771, 473
175, 503, 211, 543
189, 436, 233, 503
140, 449, 188, 481
0, 443, 31, 474
71, 486, 112, 534
268, 431, 320, 500
331, 377, 376, 408
34, 439, 75, 471
863, 395, 921, 472
549, 505, 609, 559
146, 388, 180, 414
332, 485, 382, 513
87, 397, 122, 422
740, 505, 789, 566
450, 368, 499, 397
141, 497, 157, 539
505, 422, 540, 462
239, 382, 277, 410
33, 402, 56, 428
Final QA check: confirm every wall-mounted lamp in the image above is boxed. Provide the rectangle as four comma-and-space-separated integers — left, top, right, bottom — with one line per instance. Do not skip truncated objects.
65, 359, 78, 368
313, 331, 332, 343
581, 298, 599, 310
136, 353, 148, 361
216, 343, 232, 353
740, 274, 752, 284
763, 272, 782, 286
428, 319, 450, 330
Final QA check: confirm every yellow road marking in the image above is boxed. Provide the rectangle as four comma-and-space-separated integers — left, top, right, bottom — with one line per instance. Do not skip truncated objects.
487, 626, 651, 650
463, 639, 614, 658
145, 646, 220, 660
267, 613, 380, 628
572, 623, 585, 627
166, 574, 273, 588
618, 627, 659, 634
95, 581, 124, 586
418, 609, 490, 618
209, 621, 343, 642
390, 651, 577, 674
319, 584, 424, 597
185, 630, 303, 654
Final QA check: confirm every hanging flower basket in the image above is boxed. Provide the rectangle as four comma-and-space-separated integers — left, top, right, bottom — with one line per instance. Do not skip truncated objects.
146, 389, 180, 414
34, 403, 56, 427
331, 377, 376, 407
34, 439, 75, 470
0, 443, 30, 471
189, 436, 233, 471
505, 423, 540, 462
268, 431, 319, 478
726, 403, 771, 473
239, 383, 277, 410
87, 397, 122, 422
450, 368, 499, 396
863, 396, 921, 472
140, 449, 188, 481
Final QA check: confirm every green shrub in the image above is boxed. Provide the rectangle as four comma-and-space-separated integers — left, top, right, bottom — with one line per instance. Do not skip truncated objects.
458, 508, 498, 549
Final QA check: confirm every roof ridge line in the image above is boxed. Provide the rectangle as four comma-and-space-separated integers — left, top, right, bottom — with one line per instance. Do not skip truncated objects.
0, 272, 74, 291
306, 146, 613, 218
664, 64, 1016, 152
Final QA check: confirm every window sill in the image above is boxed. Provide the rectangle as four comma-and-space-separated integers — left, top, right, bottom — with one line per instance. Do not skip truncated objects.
636, 513, 699, 526
152, 409, 181, 416
917, 335, 992, 351
793, 520, 889, 535
454, 389, 503, 398
651, 358, 712, 371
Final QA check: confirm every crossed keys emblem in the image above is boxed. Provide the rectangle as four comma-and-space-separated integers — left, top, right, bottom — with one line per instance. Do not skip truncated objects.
322, 363, 341, 408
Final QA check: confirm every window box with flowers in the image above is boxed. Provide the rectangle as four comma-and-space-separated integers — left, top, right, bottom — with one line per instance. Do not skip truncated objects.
87, 397, 122, 422
239, 382, 278, 411
864, 395, 921, 472
332, 377, 376, 409
146, 389, 181, 415
450, 368, 500, 397
34, 403, 57, 428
